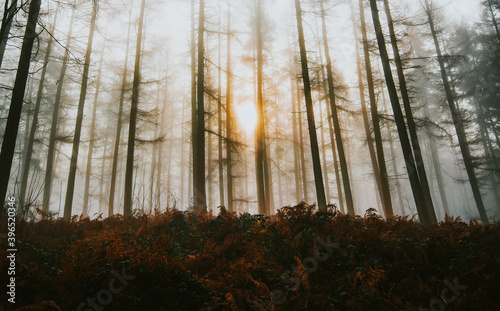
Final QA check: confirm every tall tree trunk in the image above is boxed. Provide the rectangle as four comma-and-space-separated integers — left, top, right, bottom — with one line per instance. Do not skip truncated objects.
63, 1, 98, 220
108, 3, 132, 216
19, 4, 59, 209
369, 0, 431, 223
383, 0, 437, 223
82, 43, 105, 217
294, 0, 326, 211
0, 0, 18, 69
149, 83, 160, 212
264, 115, 274, 214
226, 0, 234, 211
0, 0, 40, 206
350, 3, 384, 210
217, 2, 225, 207
98, 137, 108, 215
123, 0, 146, 217
189, 0, 196, 207
425, 0, 489, 223
297, 79, 309, 203
359, 0, 393, 216
42, 8, 75, 216
157, 81, 167, 209
255, 0, 266, 214
193, 0, 207, 213
423, 104, 450, 215
320, 0, 354, 214
290, 62, 302, 203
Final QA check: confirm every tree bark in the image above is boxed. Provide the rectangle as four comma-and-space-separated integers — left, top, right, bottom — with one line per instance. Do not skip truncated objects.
255, 0, 266, 214
193, 0, 207, 213
294, 0, 327, 211
0, 0, 40, 206
123, 0, 146, 217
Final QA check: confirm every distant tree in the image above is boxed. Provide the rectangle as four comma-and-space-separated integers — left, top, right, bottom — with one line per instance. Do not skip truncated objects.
42, 5, 75, 217
0, 0, 41, 207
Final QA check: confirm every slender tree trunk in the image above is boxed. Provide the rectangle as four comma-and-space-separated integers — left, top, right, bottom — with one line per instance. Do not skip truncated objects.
63, 1, 98, 219
98, 137, 108, 215
255, 0, 266, 214
425, 0, 489, 223
383, 0, 437, 223
290, 63, 302, 203
108, 4, 132, 216
226, 0, 234, 211
297, 79, 309, 203
149, 83, 160, 212
157, 82, 166, 209
0, 0, 18, 69
423, 104, 450, 215
369, 0, 431, 223
351, 4, 384, 210
0, 0, 40, 206
320, 0, 353, 214
42, 8, 75, 216
318, 93, 331, 203
20, 5, 59, 209
193, 0, 207, 213
294, 0, 326, 211
123, 0, 146, 217
264, 115, 274, 214
82, 43, 105, 217
189, 0, 196, 208
217, 3, 225, 207
359, 0, 394, 216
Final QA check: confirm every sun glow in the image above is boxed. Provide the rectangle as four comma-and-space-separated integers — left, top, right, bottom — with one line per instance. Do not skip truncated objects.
235, 102, 258, 134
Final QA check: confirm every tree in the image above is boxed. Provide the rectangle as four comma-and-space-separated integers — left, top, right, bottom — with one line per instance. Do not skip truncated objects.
63, 0, 98, 220
193, 0, 207, 213
255, 0, 266, 214
42, 6, 75, 216
369, 0, 433, 223
358, 0, 393, 217
294, 0, 327, 211
19, 3, 59, 210
424, 0, 489, 223
108, 3, 133, 217
319, 0, 354, 214
123, 0, 146, 217
0, 0, 41, 207
226, 0, 234, 211
0, 0, 18, 68
383, 0, 437, 223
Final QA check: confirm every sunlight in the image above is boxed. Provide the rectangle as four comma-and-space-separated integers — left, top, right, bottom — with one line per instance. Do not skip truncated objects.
235, 102, 258, 134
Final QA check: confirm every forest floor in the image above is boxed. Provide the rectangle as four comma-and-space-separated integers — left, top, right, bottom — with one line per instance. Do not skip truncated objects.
1, 203, 499, 311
